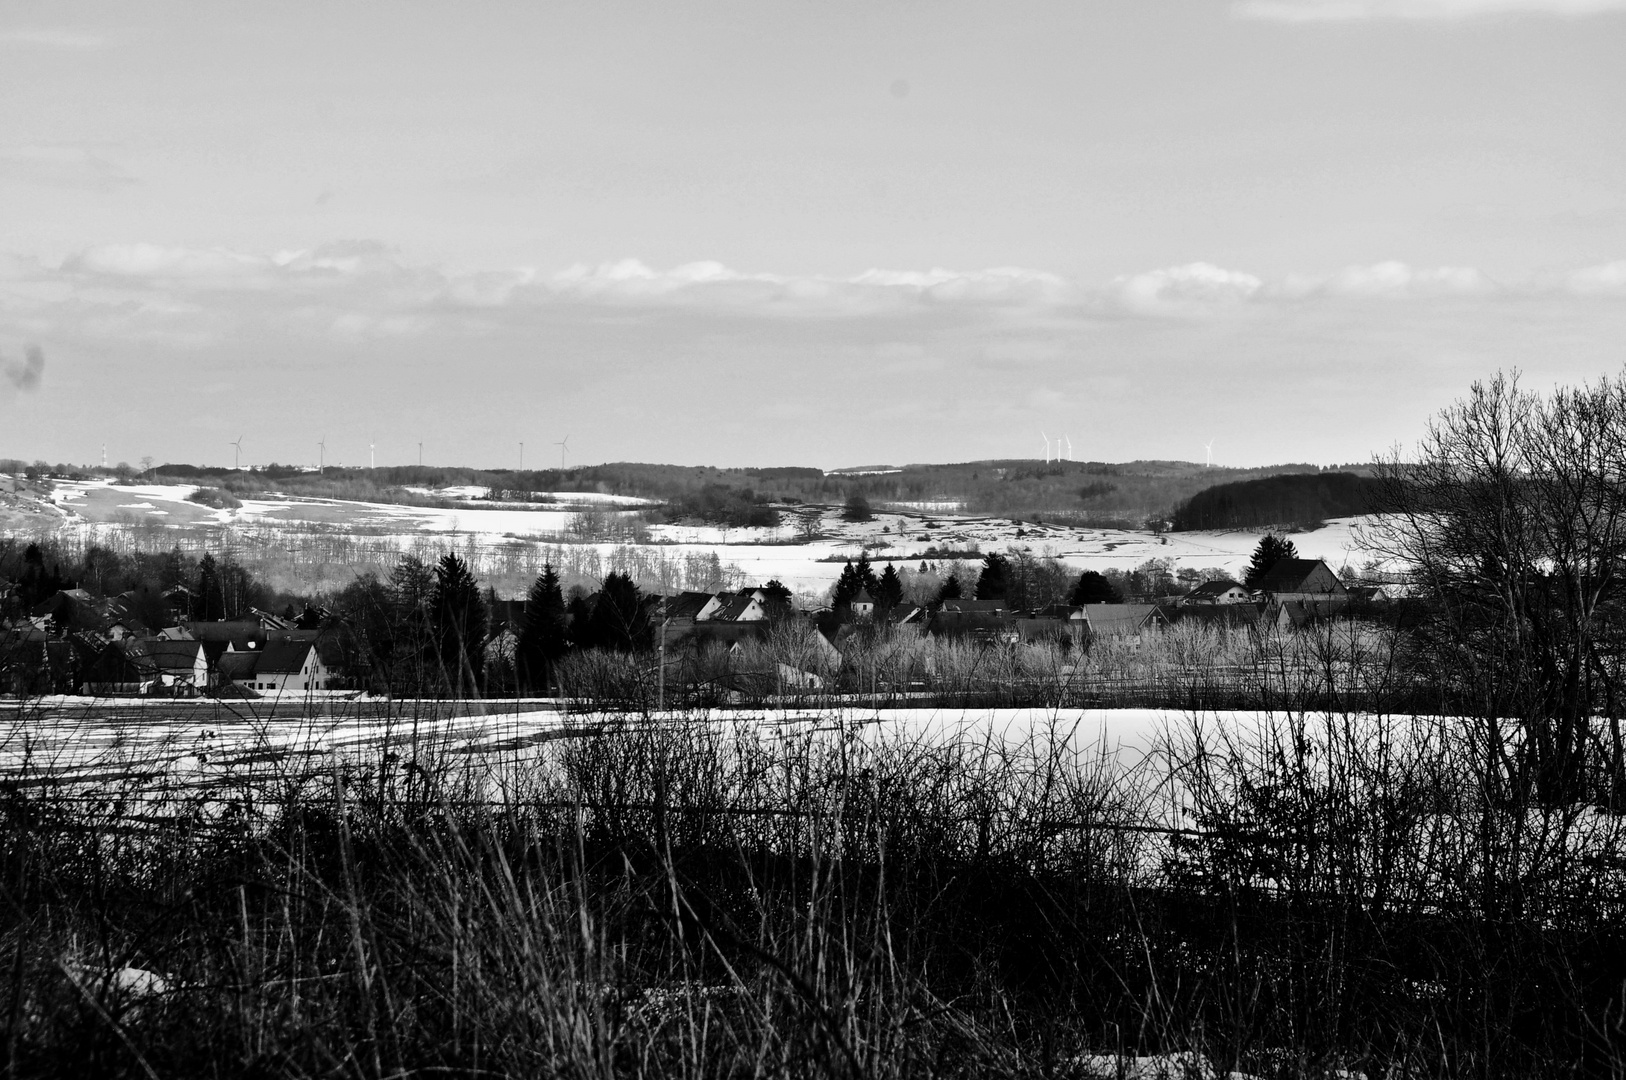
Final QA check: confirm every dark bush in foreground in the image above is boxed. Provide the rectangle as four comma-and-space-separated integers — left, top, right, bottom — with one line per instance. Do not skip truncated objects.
2, 711, 1625, 1078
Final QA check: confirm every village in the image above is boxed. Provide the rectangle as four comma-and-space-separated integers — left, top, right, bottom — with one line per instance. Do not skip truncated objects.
0, 540, 1377, 701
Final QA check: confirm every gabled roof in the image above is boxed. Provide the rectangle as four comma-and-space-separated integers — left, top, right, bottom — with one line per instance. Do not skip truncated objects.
1032, 603, 1085, 620
250, 608, 298, 631
1274, 598, 1348, 628
1256, 558, 1341, 594
1081, 604, 1162, 636
1187, 579, 1245, 598
1161, 604, 1263, 629
257, 639, 314, 675
218, 651, 261, 679
850, 590, 875, 605
709, 595, 762, 622
126, 638, 205, 674
940, 599, 1006, 614
661, 591, 717, 621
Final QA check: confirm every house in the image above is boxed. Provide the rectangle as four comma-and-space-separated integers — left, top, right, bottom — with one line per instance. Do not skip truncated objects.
1080, 604, 1165, 644
1016, 605, 1089, 646
705, 593, 770, 623
1183, 579, 1251, 605
32, 589, 147, 641
657, 591, 717, 627
940, 599, 1008, 615
849, 590, 876, 620
1254, 559, 1348, 605
1273, 599, 1351, 631
124, 638, 209, 690
1161, 604, 1265, 631
222, 639, 333, 694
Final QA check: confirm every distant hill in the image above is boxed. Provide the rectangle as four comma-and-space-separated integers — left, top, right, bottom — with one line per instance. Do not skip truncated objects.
1169, 471, 1381, 531
138, 458, 1375, 528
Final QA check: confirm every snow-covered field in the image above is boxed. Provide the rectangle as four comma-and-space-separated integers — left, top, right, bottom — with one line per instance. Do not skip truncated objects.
0, 702, 1272, 796
28, 478, 1382, 596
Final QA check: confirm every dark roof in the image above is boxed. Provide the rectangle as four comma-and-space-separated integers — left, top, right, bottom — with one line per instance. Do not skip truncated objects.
257, 639, 313, 675
709, 595, 760, 622
662, 591, 718, 621
218, 651, 261, 679
940, 599, 1006, 614
851, 590, 875, 605
1161, 604, 1264, 629
1081, 604, 1162, 636
1032, 603, 1084, 620
1256, 558, 1341, 594
1275, 598, 1349, 628
126, 638, 204, 673
1187, 579, 1245, 598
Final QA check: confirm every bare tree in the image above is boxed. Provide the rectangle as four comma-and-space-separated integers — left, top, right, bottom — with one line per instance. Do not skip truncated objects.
1368, 370, 1626, 807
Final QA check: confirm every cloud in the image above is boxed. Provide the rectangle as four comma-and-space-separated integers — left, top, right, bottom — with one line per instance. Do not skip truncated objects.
538, 259, 1078, 315
0, 146, 137, 192
8, 243, 1626, 356
0, 28, 104, 49
1110, 262, 1263, 314
1569, 261, 1626, 294
1281, 261, 1497, 298
2, 344, 44, 391
1234, 0, 1626, 19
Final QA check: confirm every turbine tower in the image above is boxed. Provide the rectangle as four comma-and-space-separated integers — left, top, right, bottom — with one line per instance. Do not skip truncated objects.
1065, 435, 1073, 462
369, 437, 375, 470
318, 436, 326, 472
555, 435, 570, 472
1204, 439, 1215, 468
1041, 430, 1051, 463
519, 441, 524, 471
230, 436, 244, 470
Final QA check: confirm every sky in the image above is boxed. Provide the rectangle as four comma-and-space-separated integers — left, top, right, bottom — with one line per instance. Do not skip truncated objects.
2, 0, 1624, 472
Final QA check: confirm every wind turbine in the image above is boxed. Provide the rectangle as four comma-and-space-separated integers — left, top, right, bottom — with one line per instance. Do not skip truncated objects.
1041, 430, 1051, 464
369, 437, 375, 470
418, 441, 423, 467
318, 436, 326, 472
519, 441, 524, 471
1204, 439, 1215, 468
1065, 435, 1073, 462
555, 435, 570, 472
230, 436, 244, 470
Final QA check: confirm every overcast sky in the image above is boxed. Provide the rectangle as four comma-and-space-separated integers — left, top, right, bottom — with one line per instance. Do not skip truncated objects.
3, 0, 1624, 471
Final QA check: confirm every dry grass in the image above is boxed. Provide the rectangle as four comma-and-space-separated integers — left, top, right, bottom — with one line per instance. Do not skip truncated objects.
2, 692, 1625, 1078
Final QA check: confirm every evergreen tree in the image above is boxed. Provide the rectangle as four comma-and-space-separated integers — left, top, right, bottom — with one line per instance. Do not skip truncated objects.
1069, 570, 1122, 605
17, 542, 65, 609
832, 560, 863, 608
516, 564, 569, 693
194, 553, 224, 621
974, 552, 1010, 601
854, 553, 879, 594
431, 553, 487, 697
936, 573, 963, 603
390, 554, 436, 695
759, 579, 792, 603
875, 564, 904, 612
586, 571, 649, 653
1244, 534, 1299, 589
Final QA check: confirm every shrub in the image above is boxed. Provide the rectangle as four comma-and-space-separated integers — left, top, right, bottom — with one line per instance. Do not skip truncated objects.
185, 486, 241, 510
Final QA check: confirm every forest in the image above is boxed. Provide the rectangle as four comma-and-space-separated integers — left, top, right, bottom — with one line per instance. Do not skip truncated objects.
1169, 471, 1382, 531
